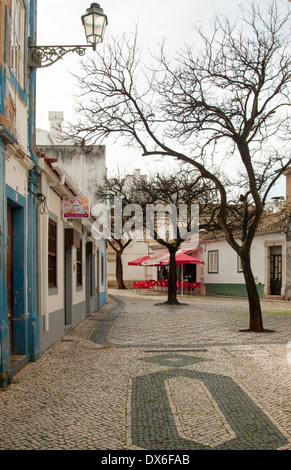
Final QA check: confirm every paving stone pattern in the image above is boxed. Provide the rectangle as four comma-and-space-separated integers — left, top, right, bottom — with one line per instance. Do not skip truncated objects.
0, 289, 290, 450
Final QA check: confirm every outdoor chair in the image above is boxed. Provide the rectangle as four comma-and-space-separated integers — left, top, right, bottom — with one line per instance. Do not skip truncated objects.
133, 281, 142, 294
187, 282, 200, 294
162, 280, 168, 291
187, 282, 195, 294
176, 281, 188, 294
157, 280, 163, 291
149, 280, 158, 290
139, 281, 155, 294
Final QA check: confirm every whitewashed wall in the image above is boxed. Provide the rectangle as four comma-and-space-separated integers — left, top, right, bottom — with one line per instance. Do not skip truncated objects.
200, 230, 286, 297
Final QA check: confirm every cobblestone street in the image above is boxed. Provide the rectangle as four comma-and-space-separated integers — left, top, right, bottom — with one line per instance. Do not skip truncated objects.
0, 289, 291, 454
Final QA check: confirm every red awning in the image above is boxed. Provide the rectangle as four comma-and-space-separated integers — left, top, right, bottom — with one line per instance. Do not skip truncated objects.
141, 251, 168, 266
141, 252, 204, 266
141, 243, 200, 267
160, 253, 204, 266
128, 256, 151, 266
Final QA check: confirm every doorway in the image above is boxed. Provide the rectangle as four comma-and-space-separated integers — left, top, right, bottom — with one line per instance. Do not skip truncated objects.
64, 245, 73, 326
86, 241, 94, 315
270, 246, 282, 295
7, 206, 14, 354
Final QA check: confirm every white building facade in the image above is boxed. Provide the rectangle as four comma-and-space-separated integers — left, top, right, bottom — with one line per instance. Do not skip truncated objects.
36, 112, 108, 352
198, 211, 287, 299
120, 207, 288, 300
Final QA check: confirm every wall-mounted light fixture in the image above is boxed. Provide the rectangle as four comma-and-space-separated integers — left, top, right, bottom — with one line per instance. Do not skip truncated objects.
28, 3, 108, 68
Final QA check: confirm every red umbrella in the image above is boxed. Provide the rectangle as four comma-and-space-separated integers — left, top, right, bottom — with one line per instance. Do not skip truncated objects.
161, 253, 204, 265
128, 256, 151, 266
160, 253, 204, 296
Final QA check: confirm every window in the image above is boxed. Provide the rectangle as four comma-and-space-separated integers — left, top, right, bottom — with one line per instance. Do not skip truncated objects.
237, 252, 251, 272
208, 250, 219, 274
76, 238, 83, 286
48, 219, 57, 287
237, 254, 243, 273
10, 0, 26, 89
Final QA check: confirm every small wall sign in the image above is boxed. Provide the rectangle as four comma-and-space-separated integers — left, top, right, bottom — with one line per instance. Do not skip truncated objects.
63, 197, 90, 218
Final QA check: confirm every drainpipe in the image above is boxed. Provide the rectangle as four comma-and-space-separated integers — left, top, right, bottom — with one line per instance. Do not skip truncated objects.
51, 162, 80, 196
42, 175, 50, 333
49, 162, 66, 188
36, 171, 43, 338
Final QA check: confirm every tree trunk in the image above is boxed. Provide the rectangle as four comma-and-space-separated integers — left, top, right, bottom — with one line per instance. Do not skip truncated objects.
241, 251, 264, 332
165, 246, 179, 304
116, 253, 126, 289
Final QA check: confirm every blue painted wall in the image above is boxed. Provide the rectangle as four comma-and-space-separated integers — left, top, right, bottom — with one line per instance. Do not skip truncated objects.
26, 169, 40, 361
6, 186, 27, 357
26, 0, 40, 361
0, 0, 40, 387
0, 142, 8, 383
0, 65, 6, 115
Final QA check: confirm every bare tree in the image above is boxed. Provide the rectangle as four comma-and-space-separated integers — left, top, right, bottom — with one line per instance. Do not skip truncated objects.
131, 169, 217, 304
95, 168, 217, 302
94, 174, 134, 289
108, 238, 131, 289
68, 0, 291, 331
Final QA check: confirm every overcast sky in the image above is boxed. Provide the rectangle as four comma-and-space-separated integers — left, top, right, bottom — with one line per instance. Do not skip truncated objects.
35, 0, 290, 195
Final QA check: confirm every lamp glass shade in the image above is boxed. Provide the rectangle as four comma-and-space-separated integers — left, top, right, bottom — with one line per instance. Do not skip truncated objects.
82, 3, 108, 46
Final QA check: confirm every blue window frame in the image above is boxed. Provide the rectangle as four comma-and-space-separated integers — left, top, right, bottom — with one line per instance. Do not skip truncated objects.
8, 0, 28, 102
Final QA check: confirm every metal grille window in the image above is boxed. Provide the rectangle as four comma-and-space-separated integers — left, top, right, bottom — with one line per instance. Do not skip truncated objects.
77, 238, 83, 286
48, 219, 57, 287
10, 0, 26, 89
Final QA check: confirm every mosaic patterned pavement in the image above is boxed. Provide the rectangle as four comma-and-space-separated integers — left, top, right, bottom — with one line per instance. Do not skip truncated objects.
0, 290, 290, 452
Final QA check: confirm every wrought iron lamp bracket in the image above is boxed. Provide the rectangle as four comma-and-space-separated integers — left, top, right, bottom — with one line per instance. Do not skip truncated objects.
28, 40, 93, 68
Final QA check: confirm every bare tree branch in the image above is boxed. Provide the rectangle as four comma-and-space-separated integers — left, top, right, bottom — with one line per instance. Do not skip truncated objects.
66, 0, 291, 331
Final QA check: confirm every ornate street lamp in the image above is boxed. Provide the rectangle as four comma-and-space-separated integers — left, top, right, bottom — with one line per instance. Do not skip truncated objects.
28, 3, 108, 68
82, 2, 108, 50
